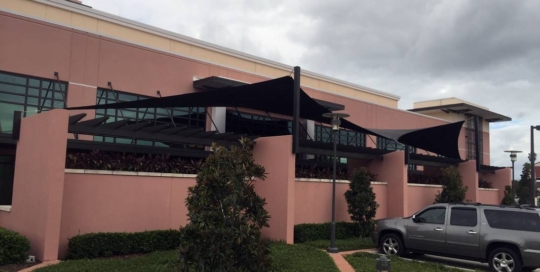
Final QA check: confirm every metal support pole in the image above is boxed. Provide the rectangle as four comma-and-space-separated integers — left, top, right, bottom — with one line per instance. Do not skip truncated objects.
328, 128, 338, 253
292, 66, 300, 154
531, 126, 536, 206
474, 116, 481, 172
512, 160, 516, 205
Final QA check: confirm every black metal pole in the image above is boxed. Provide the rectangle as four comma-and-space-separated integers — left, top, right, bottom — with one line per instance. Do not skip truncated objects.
531, 126, 536, 206
512, 160, 515, 205
474, 116, 481, 172
292, 66, 300, 154
328, 128, 338, 253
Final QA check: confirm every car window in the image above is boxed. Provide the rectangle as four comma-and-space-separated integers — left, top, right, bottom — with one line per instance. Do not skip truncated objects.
450, 208, 477, 227
416, 207, 446, 224
484, 209, 540, 232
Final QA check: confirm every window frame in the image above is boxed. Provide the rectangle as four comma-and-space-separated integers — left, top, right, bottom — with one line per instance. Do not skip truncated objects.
415, 207, 447, 225
450, 207, 478, 227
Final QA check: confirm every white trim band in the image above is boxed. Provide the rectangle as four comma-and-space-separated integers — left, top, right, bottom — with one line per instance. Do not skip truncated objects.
65, 169, 197, 178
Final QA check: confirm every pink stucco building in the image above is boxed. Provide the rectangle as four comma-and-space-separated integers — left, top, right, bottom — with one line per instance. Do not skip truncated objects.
0, 0, 512, 262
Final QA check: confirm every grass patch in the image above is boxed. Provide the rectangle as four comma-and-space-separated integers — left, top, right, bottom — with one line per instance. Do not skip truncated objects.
270, 242, 339, 272
36, 250, 178, 272
301, 237, 375, 251
35, 243, 339, 272
345, 252, 466, 272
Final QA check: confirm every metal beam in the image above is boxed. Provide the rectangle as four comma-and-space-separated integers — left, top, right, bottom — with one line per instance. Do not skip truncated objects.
292, 66, 300, 154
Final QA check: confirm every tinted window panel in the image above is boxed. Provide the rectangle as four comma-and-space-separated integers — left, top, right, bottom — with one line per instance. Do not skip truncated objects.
484, 209, 540, 232
417, 207, 446, 224
450, 208, 477, 227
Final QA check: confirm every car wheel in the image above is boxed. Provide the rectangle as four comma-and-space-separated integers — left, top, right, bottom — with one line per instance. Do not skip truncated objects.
379, 234, 405, 256
488, 247, 522, 272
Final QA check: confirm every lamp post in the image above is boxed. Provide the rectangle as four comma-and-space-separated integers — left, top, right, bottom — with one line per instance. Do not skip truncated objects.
531, 126, 540, 206
505, 150, 522, 205
322, 112, 349, 253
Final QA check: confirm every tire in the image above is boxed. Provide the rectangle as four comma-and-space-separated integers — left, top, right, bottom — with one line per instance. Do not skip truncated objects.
379, 233, 406, 256
488, 247, 522, 272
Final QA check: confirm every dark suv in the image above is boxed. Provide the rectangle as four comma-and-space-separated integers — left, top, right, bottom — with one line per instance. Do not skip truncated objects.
373, 203, 540, 272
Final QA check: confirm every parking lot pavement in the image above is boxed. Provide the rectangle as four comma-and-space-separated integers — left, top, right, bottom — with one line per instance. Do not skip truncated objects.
404, 254, 540, 271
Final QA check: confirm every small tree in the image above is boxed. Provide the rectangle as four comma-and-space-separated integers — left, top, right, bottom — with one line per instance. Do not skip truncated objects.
501, 185, 515, 205
517, 155, 535, 205
344, 167, 379, 237
178, 138, 271, 272
434, 166, 468, 203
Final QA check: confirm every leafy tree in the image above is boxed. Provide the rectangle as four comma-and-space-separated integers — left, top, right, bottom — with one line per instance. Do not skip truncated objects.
344, 167, 379, 237
178, 138, 272, 272
500, 185, 515, 206
517, 159, 533, 205
434, 166, 468, 203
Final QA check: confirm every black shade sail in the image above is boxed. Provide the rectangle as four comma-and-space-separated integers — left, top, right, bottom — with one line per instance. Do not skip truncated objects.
67, 77, 463, 159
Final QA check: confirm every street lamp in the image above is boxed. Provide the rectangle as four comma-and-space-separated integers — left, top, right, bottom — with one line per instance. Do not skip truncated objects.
322, 112, 349, 253
531, 125, 540, 206
505, 150, 522, 205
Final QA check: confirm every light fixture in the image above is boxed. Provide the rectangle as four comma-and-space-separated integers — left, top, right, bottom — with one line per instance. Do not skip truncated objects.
505, 150, 522, 205
322, 112, 349, 253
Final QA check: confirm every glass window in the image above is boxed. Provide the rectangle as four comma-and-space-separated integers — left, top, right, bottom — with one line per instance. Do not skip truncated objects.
484, 210, 540, 232
450, 208, 477, 227
416, 207, 446, 224
0, 103, 24, 133
0, 71, 67, 135
0, 74, 27, 85
94, 88, 205, 146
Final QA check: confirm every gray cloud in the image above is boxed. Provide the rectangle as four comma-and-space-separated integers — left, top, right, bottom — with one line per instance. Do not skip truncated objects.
84, 0, 540, 174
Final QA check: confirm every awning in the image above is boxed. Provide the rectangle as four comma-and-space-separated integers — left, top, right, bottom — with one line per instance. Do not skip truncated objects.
67, 76, 463, 159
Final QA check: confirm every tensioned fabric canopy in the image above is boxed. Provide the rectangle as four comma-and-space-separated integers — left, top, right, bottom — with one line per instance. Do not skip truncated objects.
67, 76, 463, 159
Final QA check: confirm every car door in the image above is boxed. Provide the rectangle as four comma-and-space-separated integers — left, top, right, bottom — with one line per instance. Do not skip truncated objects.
406, 206, 447, 253
445, 207, 481, 258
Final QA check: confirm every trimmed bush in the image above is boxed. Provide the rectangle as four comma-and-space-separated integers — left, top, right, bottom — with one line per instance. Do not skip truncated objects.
294, 222, 368, 243
66, 230, 181, 260
0, 227, 30, 265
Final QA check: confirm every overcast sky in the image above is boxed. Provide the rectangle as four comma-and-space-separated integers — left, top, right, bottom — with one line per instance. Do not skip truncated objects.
84, 0, 540, 176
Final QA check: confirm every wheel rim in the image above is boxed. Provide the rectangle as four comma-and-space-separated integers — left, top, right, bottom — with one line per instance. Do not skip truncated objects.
493, 252, 515, 272
382, 237, 399, 255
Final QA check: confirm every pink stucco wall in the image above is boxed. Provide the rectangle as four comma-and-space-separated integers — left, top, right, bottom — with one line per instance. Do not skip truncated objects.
483, 168, 511, 201
370, 151, 407, 217
458, 160, 479, 203
294, 181, 387, 225
478, 189, 500, 204
407, 185, 441, 216
0, 110, 69, 261
252, 136, 295, 243
58, 173, 195, 258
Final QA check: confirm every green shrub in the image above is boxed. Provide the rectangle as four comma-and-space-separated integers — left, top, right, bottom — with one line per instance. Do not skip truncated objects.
0, 227, 30, 265
294, 222, 370, 243
178, 138, 271, 271
345, 168, 379, 237
66, 230, 181, 260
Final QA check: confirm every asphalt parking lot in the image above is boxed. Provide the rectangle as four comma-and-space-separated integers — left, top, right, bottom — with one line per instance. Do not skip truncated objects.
404, 254, 540, 271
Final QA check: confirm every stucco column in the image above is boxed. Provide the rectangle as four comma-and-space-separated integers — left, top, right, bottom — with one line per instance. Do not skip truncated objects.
488, 168, 511, 202
458, 160, 479, 203
4, 110, 69, 261
253, 135, 295, 243
369, 151, 407, 218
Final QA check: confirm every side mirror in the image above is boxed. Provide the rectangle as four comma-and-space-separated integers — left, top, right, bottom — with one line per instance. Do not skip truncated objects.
412, 215, 419, 223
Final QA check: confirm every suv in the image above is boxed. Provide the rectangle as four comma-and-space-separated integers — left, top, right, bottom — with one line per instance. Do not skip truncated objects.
373, 203, 540, 272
